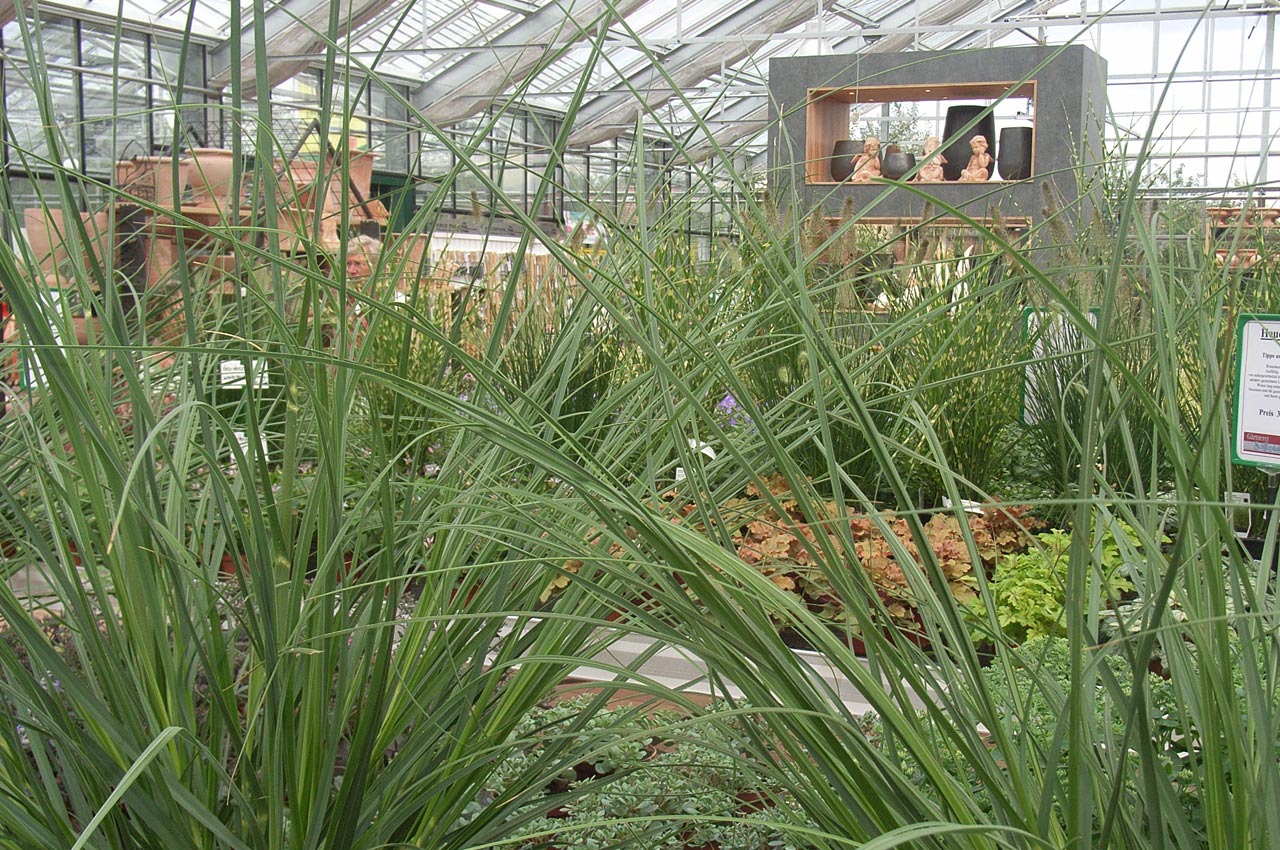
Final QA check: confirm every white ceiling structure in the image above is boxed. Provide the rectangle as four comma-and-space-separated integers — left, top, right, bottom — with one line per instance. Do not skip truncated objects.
15, 0, 1280, 186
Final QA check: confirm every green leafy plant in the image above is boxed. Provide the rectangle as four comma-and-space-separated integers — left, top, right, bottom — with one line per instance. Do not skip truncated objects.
988, 518, 1143, 642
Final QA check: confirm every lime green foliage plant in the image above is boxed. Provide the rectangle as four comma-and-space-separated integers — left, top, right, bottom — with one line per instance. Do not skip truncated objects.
989, 519, 1143, 642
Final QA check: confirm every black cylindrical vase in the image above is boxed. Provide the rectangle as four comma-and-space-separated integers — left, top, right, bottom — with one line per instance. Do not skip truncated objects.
997, 126, 1033, 180
941, 105, 996, 182
881, 152, 916, 180
830, 139, 862, 182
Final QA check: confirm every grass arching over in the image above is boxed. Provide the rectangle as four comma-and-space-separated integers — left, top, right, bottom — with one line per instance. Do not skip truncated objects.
0, 4, 1277, 849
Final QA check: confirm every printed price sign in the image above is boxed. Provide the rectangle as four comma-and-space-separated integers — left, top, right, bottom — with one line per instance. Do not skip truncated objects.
1233, 315, 1280, 468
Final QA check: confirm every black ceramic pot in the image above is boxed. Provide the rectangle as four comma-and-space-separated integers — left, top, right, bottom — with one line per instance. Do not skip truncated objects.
941, 105, 997, 182
997, 126, 1033, 180
830, 139, 862, 182
881, 152, 916, 180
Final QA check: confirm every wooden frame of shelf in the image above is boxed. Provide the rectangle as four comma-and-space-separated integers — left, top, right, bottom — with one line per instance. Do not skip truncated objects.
805, 81, 1037, 185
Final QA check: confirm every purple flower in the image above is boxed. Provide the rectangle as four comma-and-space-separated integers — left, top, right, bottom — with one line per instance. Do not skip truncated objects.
716, 392, 739, 415
717, 392, 751, 428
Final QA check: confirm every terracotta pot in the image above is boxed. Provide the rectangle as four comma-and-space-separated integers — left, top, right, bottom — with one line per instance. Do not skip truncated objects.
218, 553, 248, 577
186, 148, 240, 212
344, 149, 378, 202
191, 253, 239, 285
1207, 207, 1238, 227
277, 158, 326, 209
393, 232, 433, 278
23, 207, 60, 272
114, 156, 190, 208
276, 207, 340, 252
23, 208, 114, 279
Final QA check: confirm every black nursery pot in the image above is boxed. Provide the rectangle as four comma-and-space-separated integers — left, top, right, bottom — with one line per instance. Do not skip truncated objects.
997, 126, 1033, 180
941, 105, 996, 182
830, 139, 862, 182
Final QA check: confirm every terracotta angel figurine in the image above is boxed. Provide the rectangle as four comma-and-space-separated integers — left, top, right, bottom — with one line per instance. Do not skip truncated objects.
958, 135, 992, 182
914, 136, 946, 182
851, 136, 881, 182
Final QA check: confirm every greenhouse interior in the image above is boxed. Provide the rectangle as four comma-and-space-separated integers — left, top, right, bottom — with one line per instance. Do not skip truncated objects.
1, 0, 1279, 847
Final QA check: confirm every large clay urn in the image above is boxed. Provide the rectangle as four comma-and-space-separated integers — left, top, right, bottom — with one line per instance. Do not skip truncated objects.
23, 207, 61, 273
114, 156, 190, 208
830, 139, 862, 182
23, 208, 114, 282
941, 105, 996, 182
186, 148, 240, 213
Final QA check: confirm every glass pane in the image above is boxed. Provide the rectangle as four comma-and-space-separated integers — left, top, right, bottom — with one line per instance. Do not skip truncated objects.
80, 26, 148, 75
152, 39, 204, 88
370, 81, 410, 173
5, 67, 79, 167
419, 132, 455, 209
563, 153, 589, 224
152, 84, 210, 151
84, 74, 150, 173
489, 115, 524, 209
4, 16, 75, 64
452, 121, 490, 212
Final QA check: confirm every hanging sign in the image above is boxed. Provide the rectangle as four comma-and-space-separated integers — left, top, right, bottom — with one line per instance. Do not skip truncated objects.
1233, 314, 1280, 468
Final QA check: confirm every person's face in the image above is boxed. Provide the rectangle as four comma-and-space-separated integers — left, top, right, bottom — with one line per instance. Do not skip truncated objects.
347, 254, 371, 278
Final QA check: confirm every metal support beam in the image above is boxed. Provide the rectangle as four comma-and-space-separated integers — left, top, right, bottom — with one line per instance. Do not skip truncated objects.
567, 0, 816, 147
209, 0, 398, 90
863, 0, 992, 53
680, 99, 770, 163
414, 0, 650, 126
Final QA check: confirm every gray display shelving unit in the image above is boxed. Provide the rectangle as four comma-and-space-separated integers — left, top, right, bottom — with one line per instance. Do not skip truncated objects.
767, 44, 1107, 232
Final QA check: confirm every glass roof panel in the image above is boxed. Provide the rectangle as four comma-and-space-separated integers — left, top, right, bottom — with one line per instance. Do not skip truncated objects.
26, 0, 1280, 186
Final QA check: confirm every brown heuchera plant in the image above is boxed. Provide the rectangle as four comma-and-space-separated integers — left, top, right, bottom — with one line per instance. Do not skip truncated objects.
724, 475, 1040, 634
544, 475, 1039, 640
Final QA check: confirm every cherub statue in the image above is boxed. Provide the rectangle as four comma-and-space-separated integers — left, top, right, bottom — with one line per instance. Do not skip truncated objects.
914, 136, 946, 182
851, 136, 881, 182
958, 134, 992, 182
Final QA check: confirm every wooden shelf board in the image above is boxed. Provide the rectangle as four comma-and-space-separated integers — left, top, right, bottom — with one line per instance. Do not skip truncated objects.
808, 179, 1029, 185
809, 81, 1036, 104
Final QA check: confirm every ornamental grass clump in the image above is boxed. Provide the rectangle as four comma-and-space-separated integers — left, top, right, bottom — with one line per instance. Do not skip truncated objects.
0, 6, 1277, 850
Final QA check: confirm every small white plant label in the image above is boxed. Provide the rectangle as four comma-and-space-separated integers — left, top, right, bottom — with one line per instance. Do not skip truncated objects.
942, 496, 984, 515
232, 430, 269, 462
220, 359, 269, 389
674, 441, 716, 482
